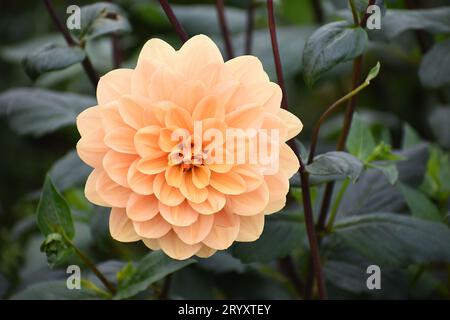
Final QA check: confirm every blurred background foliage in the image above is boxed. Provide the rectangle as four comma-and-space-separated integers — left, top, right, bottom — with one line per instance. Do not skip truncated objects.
0, 0, 449, 299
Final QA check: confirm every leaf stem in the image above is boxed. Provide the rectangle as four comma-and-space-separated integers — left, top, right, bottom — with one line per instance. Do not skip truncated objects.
245, 0, 255, 55
158, 0, 189, 43
63, 235, 116, 295
326, 178, 350, 231
267, 0, 327, 299
215, 0, 234, 60
42, 0, 99, 88
307, 72, 373, 164
348, 0, 360, 26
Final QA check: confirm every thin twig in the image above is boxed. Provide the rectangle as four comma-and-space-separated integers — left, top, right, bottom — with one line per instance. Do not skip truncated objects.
215, 0, 234, 60
43, 0, 99, 87
158, 0, 189, 42
267, 0, 327, 300
107, 0, 123, 68
267, 0, 288, 108
244, 1, 255, 55
66, 238, 116, 295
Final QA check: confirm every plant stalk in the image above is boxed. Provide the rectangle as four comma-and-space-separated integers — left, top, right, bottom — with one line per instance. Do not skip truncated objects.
43, 0, 99, 88
215, 0, 234, 60
158, 0, 189, 42
267, 0, 327, 300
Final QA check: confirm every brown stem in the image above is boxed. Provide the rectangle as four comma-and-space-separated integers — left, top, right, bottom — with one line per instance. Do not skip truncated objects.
267, 0, 288, 108
215, 0, 234, 60
310, 0, 325, 24
278, 256, 305, 298
68, 240, 116, 295
158, 274, 172, 300
305, 0, 375, 297
267, 0, 327, 299
43, 0, 99, 87
245, 1, 255, 55
107, 0, 123, 68
158, 0, 189, 43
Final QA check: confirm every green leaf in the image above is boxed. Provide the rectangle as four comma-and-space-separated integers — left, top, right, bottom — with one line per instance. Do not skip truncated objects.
428, 107, 450, 149
380, 8, 450, 40
339, 144, 429, 216
0, 88, 95, 137
402, 123, 422, 149
11, 280, 100, 300
37, 176, 74, 240
230, 218, 305, 263
74, 2, 131, 41
419, 40, 450, 89
199, 252, 246, 274
302, 21, 368, 86
170, 267, 215, 299
306, 151, 363, 183
115, 251, 195, 299
346, 113, 376, 161
369, 162, 399, 185
364, 61, 380, 84
331, 213, 450, 267
49, 150, 91, 192
21, 44, 85, 80
398, 183, 442, 222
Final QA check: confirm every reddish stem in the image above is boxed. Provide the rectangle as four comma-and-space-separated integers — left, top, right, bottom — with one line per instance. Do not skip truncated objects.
158, 0, 189, 43
245, 1, 255, 55
267, 0, 327, 300
215, 0, 234, 60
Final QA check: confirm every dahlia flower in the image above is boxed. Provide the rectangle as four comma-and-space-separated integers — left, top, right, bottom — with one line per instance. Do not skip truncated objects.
76, 35, 302, 260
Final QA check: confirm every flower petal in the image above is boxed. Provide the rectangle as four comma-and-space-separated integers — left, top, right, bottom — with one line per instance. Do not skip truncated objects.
157, 231, 201, 260
134, 125, 163, 158
103, 150, 136, 187
226, 182, 269, 216
97, 69, 133, 105
196, 245, 217, 258
236, 213, 265, 242
177, 35, 224, 78
119, 95, 152, 129
127, 159, 155, 195
232, 164, 263, 192
109, 207, 140, 242
77, 106, 101, 137
188, 187, 226, 215
142, 238, 160, 250
153, 172, 185, 206
192, 96, 225, 121
277, 109, 303, 141
104, 126, 137, 154
209, 171, 246, 195
96, 171, 131, 207
126, 193, 159, 222
279, 142, 300, 178
76, 129, 108, 168
180, 170, 209, 203
225, 104, 264, 129
173, 214, 214, 245
165, 104, 193, 132
202, 210, 240, 250
137, 154, 168, 175
159, 201, 199, 227
192, 166, 211, 189
225, 56, 269, 85
165, 165, 184, 188
133, 214, 171, 238
85, 169, 109, 206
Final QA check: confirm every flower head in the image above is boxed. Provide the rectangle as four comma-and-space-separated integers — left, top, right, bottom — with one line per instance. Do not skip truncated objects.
76, 35, 302, 260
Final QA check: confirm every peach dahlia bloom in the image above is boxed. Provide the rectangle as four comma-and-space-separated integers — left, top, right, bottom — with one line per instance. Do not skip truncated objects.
76, 35, 302, 260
